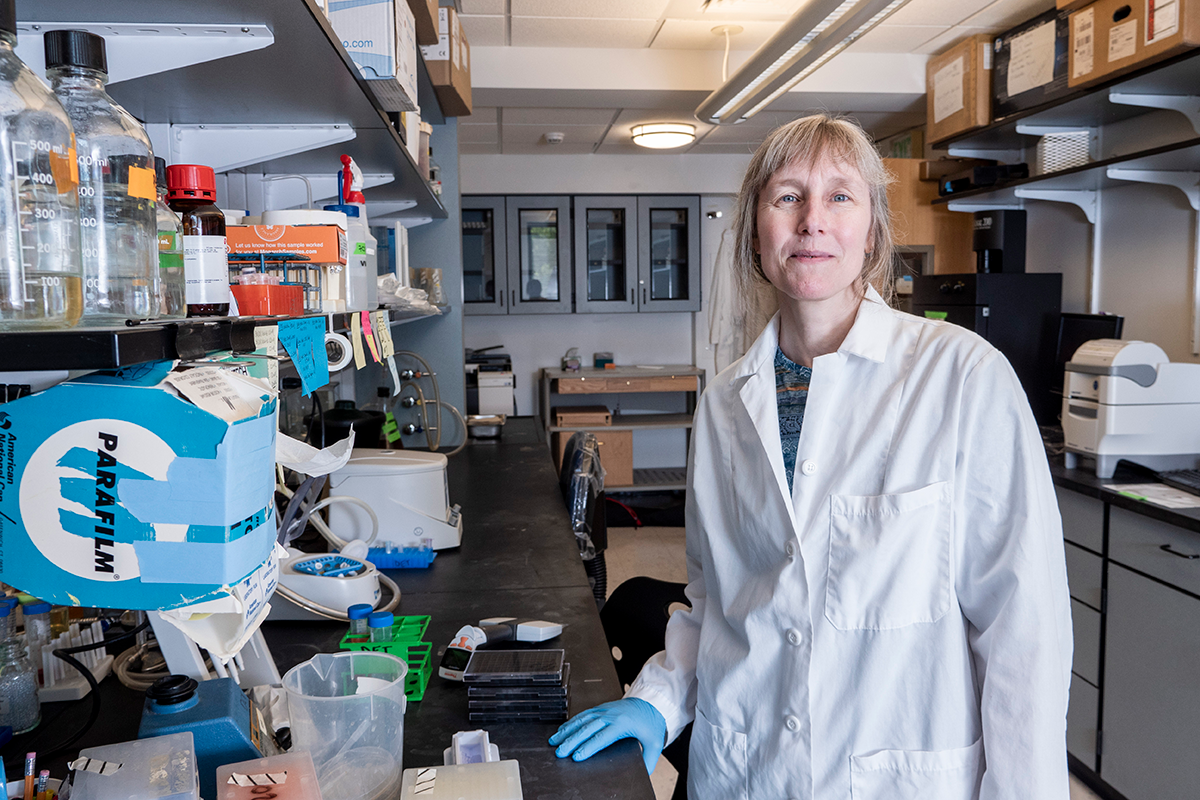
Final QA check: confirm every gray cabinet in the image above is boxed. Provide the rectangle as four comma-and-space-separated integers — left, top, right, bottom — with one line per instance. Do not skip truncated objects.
574, 195, 638, 314
1057, 485, 1104, 554
506, 196, 573, 315
1068, 673, 1100, 771
1101, 563, 1200, 800
462, 196, 507, 315
637, 196, 701, 312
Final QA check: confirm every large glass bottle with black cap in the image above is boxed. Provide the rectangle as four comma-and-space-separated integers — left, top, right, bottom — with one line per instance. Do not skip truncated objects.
45, 29, 157, 324
0, 0, 82, 330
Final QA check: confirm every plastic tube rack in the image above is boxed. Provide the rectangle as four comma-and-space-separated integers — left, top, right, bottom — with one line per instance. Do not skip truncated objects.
35, 621, 114, 702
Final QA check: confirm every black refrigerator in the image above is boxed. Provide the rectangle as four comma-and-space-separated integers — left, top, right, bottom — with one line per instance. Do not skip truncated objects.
911, 272, 1062, 425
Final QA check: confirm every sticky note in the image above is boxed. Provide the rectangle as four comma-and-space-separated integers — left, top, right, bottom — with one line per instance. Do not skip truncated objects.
277, 317, 330, 395
354, 242, 368, 255
384, 411, 401, 443
361, 311, 381, 363
924, 311, 948, 320
373, 310, 395, 358
127, 165, 157, 200
351, 313, 367, 370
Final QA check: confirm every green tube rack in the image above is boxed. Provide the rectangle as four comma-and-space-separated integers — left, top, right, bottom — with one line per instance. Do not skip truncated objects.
339, 614, 432, 701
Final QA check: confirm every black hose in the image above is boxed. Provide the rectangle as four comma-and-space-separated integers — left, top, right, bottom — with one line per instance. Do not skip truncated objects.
584, 551, 607, 609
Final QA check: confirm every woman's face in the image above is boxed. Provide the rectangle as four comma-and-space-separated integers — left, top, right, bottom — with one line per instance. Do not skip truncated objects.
754, 155, 874, 307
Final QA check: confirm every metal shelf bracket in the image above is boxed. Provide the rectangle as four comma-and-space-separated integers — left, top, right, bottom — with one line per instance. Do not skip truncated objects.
168, 125, 357, 173
1014, 188, 1098, 222
262, 173, 397, 211
14, 22, 273, 84
1108, 90, 1200, 134
1107, 168, 1200, 354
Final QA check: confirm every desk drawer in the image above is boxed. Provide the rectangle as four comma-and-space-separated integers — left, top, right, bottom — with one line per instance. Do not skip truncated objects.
1109, 506, 1200, 596
604, 375, 698, 393
556, 377, 609, 394
1068, 672, 1099, 770
1057, 486, 1103, 553
1071, 599, 1101, 685
1066, 542, 1103, 609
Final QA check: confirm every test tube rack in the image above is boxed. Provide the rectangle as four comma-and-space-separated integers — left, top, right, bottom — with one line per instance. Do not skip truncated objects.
35, 621, 114, 702
339, 614, 433, 701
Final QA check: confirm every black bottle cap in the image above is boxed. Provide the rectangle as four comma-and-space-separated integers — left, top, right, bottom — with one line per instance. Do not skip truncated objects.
377, 387, 389, 398
154, 157, 168, 189
281, 377, 303, 390
146, 674, 198, 705
334, 400, 356, 410
44, 29, 108, 75
0, 1, 15, 38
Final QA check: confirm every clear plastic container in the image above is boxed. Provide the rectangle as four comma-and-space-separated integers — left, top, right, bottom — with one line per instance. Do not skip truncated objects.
46, 29, 156, 325
154, 157, 185, 319
217, 751, 322, 800
0, 8, 82, 330
72, 732, 199, 800
282, 651, 407, 800
0, 605, 39, 733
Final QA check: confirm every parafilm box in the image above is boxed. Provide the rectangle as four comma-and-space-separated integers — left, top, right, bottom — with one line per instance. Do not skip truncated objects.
0, 362, 278, 611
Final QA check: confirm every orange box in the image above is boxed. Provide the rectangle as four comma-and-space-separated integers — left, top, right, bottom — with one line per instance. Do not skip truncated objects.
227, 224, 348, 265
231, 284, 305, 317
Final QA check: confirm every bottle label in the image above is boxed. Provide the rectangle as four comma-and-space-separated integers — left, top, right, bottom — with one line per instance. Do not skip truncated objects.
183, 235, 230, 305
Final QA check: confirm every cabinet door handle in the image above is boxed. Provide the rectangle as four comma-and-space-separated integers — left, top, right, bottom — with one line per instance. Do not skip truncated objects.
630, 288, 634, 305
642, 287, 647, 305
1160, 543, 1200, 559
511, 289, 516, 307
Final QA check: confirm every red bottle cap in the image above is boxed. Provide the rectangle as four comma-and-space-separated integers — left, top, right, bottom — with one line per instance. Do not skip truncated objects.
166, 164, 217, 202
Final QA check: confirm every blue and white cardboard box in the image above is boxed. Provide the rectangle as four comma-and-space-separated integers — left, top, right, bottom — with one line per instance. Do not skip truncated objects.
0, 361, 278, 612
328, 0, 419, 112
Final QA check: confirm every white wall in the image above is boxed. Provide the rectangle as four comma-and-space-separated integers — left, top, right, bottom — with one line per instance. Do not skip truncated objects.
461, 153, 753, 195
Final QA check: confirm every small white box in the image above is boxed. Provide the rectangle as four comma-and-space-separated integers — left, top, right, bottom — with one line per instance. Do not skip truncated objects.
328, 0, 418, 111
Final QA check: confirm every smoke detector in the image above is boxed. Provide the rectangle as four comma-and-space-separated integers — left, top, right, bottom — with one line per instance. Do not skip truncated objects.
545, 131, 566, 145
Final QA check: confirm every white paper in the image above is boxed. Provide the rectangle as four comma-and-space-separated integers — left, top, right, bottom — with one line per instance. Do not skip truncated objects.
933, 56, 965, 124
165, 368, 261, 423
254, 324, 279, 391
1073, 8, 1095, 79
982, 39, 993, 71
1103, 482, 1200, 508
1148, 0, 1180, 44
1007, 21, 1057, 96
275, 431, 356, 476
1109, 19, 1138, 62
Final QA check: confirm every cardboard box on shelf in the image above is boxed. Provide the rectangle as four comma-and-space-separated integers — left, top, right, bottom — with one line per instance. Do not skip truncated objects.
553, 405, 612, 427
420, 7, 472, 116
1071, 0, 1200, 87
408, 0, 439, 46
227, 225, 348, 265
926, 34, 994, 144
992, 7, 1073, 120
328, 0, 419, 112
1058, 0, 1092, 11
552, 429, 634, 489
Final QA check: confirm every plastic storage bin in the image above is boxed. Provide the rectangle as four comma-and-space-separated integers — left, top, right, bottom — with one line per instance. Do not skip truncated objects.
70, 732, 199, 800
217, 751, 321, 800
282, 651, 407, 800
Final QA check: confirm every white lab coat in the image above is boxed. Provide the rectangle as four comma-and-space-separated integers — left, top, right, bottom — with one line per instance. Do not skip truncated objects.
627, 287, 1073, 800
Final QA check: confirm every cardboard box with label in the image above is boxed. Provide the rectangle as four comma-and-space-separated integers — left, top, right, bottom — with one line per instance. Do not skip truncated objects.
420, 7, 472, 116
926, 34, 994, 144
0, 362, 278, 612
992, 7, 1073, 119
408, 0, 439, 46
1070, 0, 1200, 87
1059, 0, 1093, 11
328, 0, 419, 111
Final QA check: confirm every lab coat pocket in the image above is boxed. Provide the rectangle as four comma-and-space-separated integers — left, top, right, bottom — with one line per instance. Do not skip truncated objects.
850, 737, 984, 800
826, 481, 951, 631
688, 708, 748, 800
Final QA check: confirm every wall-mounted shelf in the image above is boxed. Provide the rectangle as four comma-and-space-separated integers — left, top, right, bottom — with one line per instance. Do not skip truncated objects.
18, 0, 445, 219
0, 308, 440, 371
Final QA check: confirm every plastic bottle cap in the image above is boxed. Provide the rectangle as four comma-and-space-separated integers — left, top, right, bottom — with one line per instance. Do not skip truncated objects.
0, 596, 17, 609
44, 29, 108, 75
166, 164, 217, 202
282, 377, 303, 390
323, 204, 361, 218
377, 387, 390, 398
347, 604, 373, 620
24, 602, 50, 615
334, 400, 357, 410
0, 606, 10, 618
146, 674, 199, 705
367, 611, 394, 628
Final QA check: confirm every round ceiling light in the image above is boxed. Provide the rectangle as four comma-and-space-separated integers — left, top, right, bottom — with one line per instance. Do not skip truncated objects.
632, 123, 696, 149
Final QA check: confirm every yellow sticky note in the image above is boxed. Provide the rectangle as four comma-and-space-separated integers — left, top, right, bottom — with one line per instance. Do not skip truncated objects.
373, 310, 395, 358
127, 165, 157, 200
351, 312, 366, 370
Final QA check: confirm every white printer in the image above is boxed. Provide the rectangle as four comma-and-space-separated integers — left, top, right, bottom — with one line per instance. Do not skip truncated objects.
1063, 339, 1200, 477
327, 449, 463, 550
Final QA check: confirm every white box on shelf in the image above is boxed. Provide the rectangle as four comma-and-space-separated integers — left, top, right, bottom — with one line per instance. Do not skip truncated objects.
328, 0, 418, 112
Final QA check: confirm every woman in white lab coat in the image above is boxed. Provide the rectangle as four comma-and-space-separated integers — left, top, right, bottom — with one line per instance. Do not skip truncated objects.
550, 115, 1073, 800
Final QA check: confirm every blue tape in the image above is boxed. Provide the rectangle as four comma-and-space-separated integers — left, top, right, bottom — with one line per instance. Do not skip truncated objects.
133, 520, 276, 586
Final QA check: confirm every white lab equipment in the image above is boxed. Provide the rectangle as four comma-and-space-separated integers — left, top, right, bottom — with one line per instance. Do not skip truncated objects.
327, 449, 464, 550
1063, 339, 1200, 477
478, 371, 514, 416
266, 548, 384, 622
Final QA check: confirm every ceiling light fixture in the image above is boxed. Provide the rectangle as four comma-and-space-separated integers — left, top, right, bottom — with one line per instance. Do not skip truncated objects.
695, 0, 912, 125
632, 123, 697, 149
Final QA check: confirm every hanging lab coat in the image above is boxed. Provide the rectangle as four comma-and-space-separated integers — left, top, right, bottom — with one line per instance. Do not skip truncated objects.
626, 287, 1073, 800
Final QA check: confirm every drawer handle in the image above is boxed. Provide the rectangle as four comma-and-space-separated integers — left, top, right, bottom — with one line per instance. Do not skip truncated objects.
1160, 543, 1200, 560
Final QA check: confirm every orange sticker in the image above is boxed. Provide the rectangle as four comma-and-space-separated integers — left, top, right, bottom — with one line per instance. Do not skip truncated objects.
127, 165, 157, 200
69, 135, 79, 183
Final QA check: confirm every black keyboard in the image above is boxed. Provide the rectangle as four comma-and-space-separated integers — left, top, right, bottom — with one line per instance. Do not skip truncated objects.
1158, 469, 1200, 498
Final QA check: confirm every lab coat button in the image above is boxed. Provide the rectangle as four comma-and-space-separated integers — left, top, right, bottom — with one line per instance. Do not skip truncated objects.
800, 459, 817, 476
785, 715, 801, 732
784, 541, 796, 558
785, 628, 801, 646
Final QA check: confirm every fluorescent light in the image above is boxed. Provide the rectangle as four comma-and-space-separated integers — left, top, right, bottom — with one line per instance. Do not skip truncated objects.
632, 123, 697, 149
695, 0, 911, 124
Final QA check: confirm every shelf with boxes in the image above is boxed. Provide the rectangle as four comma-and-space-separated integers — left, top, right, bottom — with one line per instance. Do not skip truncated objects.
539, 366, 703, 493
16, 0, 451, 219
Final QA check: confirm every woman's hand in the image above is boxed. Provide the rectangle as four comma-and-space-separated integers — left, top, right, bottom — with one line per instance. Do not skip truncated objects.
548, 697, 668, 773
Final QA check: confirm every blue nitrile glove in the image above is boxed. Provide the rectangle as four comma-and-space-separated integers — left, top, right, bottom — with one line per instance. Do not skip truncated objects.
548, 697, 667, 773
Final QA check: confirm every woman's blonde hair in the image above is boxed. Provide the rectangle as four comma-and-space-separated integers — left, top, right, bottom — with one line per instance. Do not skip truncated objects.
730, 114, 897, 306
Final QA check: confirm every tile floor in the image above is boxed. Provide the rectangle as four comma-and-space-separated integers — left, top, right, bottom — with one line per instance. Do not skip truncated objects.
603, 526, 1103, 800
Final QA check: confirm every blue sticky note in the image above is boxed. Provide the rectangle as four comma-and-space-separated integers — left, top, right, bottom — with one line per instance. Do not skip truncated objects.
277, 317, 330, 395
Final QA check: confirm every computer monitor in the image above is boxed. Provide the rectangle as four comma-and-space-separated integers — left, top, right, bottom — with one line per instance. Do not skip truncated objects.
1054, 312, 1125, 393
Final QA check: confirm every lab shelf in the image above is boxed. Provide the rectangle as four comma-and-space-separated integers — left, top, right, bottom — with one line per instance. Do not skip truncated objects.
546, 413, 695, 433
608, 467, 689, 493
0, 307, 441, 371
19, 0, 446, 219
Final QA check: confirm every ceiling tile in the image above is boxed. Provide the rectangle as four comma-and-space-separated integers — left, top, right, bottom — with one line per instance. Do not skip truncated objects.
885, 0, 996, 27
463, 106, 499, 124
650, 19, 783, 50
699, 124, 774, 144
686, 142, 760, 155
964, 0, 1056, 29
460, 124, 499, 144
512, 0, 671, 19
461, 142, 501, 155
503, 107, 619, 125
460, 15, 506, 47
510, 17, 659, 48
461, 0, 506, 14
661, 0, 807, 23
845, 23, 949, 53
501, 123, 610, 149
913, 25, 994, 54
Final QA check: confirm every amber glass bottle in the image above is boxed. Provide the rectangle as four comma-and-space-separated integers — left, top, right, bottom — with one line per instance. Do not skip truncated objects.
165, 163, 229, 316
